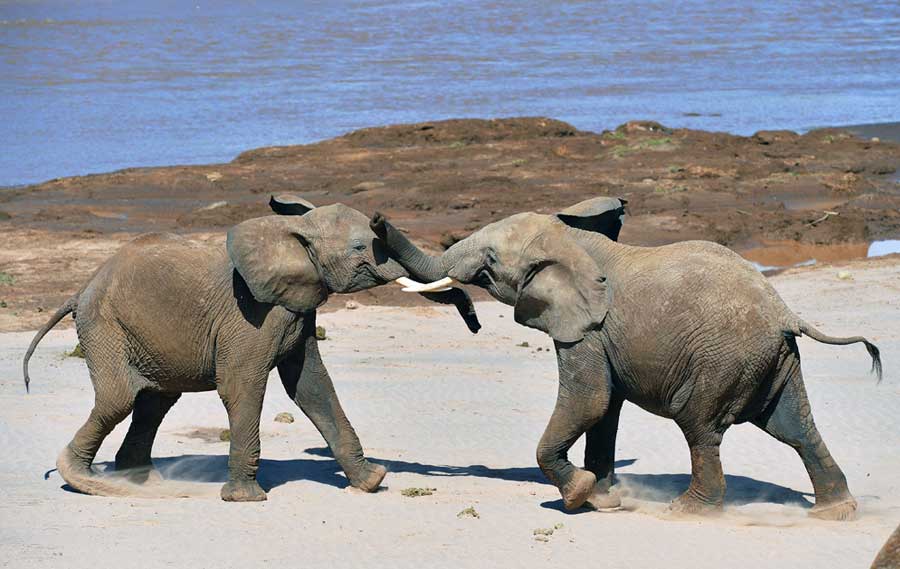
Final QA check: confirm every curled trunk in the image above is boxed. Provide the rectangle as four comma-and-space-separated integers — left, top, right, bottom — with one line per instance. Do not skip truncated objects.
371, 215, 446, 281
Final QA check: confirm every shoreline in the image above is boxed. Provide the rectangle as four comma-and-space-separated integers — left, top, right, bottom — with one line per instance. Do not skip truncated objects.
833, 121, 900, 144
2, 120, 900, 191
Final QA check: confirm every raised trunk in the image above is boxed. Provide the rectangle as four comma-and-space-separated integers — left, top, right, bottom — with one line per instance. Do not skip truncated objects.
374, 217, 447, 281
371, 215, 482, 333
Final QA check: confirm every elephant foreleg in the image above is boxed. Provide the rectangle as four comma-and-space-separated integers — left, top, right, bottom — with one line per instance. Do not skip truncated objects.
669, 441, 726, 515
217, 369, 268, 502
115, 391, 181, 483
583, 392, 624, 509
278, 319, 385, 492
537, 334, 611, 510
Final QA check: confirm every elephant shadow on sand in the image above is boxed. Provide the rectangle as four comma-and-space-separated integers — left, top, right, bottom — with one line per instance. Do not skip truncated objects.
85, 446, 812, 512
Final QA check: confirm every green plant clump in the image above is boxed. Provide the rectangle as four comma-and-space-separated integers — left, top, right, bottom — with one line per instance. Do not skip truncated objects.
401, 487, 436, 498
457, 506, 480, 519
66, 343, 85, 358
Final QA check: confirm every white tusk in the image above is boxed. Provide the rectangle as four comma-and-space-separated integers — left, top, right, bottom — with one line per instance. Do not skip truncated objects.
394, 276, 457, 292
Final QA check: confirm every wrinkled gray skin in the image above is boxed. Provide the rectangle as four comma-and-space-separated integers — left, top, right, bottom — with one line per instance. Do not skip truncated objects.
374, 197, 881, 520
23, 195, 479, 502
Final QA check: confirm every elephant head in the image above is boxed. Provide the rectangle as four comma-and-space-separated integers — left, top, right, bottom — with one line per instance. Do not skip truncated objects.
372, 197, 625, 342
228, 194, 481, 332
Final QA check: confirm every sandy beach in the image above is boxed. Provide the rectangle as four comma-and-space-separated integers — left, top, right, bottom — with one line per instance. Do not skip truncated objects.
1, 255, 897, 569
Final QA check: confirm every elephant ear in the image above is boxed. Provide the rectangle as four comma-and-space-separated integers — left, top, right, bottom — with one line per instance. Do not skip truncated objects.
269, 194, 316, 216
513, 227, 609, 343
555, 197, 626, 241
227, 216, 328, 313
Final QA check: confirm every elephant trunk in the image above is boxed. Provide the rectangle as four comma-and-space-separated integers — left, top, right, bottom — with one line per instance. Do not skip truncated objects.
371, 214, 447, 282
373, 257, 410, 284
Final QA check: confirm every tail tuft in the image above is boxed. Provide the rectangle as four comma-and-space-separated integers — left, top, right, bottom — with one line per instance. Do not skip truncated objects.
864, 341, 882, 383
798, 320, 882, 383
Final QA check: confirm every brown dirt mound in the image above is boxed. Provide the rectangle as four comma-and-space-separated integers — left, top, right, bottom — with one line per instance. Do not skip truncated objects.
1, 117, 898, 331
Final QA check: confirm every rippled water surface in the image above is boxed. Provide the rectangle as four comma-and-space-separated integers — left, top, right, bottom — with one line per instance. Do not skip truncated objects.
2, 0, 899, 185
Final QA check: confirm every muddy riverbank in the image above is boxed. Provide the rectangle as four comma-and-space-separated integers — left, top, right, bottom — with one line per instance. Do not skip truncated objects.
1, 118, 899, 331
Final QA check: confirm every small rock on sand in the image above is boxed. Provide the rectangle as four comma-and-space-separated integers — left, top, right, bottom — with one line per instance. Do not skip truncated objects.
533, 523, 564, 539
274, 412, 295, 424
351, 181, 385, 193
199, 201, 228, 211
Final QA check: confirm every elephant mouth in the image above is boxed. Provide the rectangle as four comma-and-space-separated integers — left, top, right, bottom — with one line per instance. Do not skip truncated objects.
346, 263, 390, 292
464, 267, 500, 298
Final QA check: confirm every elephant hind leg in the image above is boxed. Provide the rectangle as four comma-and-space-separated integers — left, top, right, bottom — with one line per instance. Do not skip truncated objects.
114, 391, 181, 483
752, 367, 856, 521
57, 359, 140, 496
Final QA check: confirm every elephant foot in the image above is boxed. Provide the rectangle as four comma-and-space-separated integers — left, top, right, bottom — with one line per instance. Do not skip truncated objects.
221, 479, 267, 502
348, 462, 387, 493
809, 496, 857, 521
560, 469, 597, 511
56, 445, 136, 497
584, 484, 622, 511
668, 492, 723, 516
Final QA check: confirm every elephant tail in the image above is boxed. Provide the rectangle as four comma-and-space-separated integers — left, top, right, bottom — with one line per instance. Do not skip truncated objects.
797, 320, 882, 383
23, 294, 79, 393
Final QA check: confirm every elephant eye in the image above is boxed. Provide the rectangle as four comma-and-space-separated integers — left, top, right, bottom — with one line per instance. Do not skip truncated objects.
351, 242, 367, 252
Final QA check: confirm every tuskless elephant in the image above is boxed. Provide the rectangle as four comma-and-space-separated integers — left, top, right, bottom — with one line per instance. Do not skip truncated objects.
23, 195, 479, 501
373, 197, 881, 520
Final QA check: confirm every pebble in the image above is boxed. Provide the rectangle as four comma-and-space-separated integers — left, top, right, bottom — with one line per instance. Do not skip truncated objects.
274, 412, 295, 424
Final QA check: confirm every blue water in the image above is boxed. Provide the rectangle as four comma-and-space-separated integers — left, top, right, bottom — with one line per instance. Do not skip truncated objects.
2, 0, 899, 186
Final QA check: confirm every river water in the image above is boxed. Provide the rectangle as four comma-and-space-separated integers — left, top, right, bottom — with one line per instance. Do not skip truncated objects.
2, 0, 899, 186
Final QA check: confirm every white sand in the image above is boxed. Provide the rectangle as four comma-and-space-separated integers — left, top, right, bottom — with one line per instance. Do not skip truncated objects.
1, 260, 898, 569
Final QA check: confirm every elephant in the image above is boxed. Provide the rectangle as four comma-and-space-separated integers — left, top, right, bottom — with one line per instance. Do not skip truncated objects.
870, 523, 900, 569
372, 196, 881, 520
23, 194, 480, 501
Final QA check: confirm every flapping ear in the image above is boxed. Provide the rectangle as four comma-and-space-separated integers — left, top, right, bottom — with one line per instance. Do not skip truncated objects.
513, 226, 609, 343
269, 194, 316, 216
227, 216, 328, 313
555, 197, 626, 241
